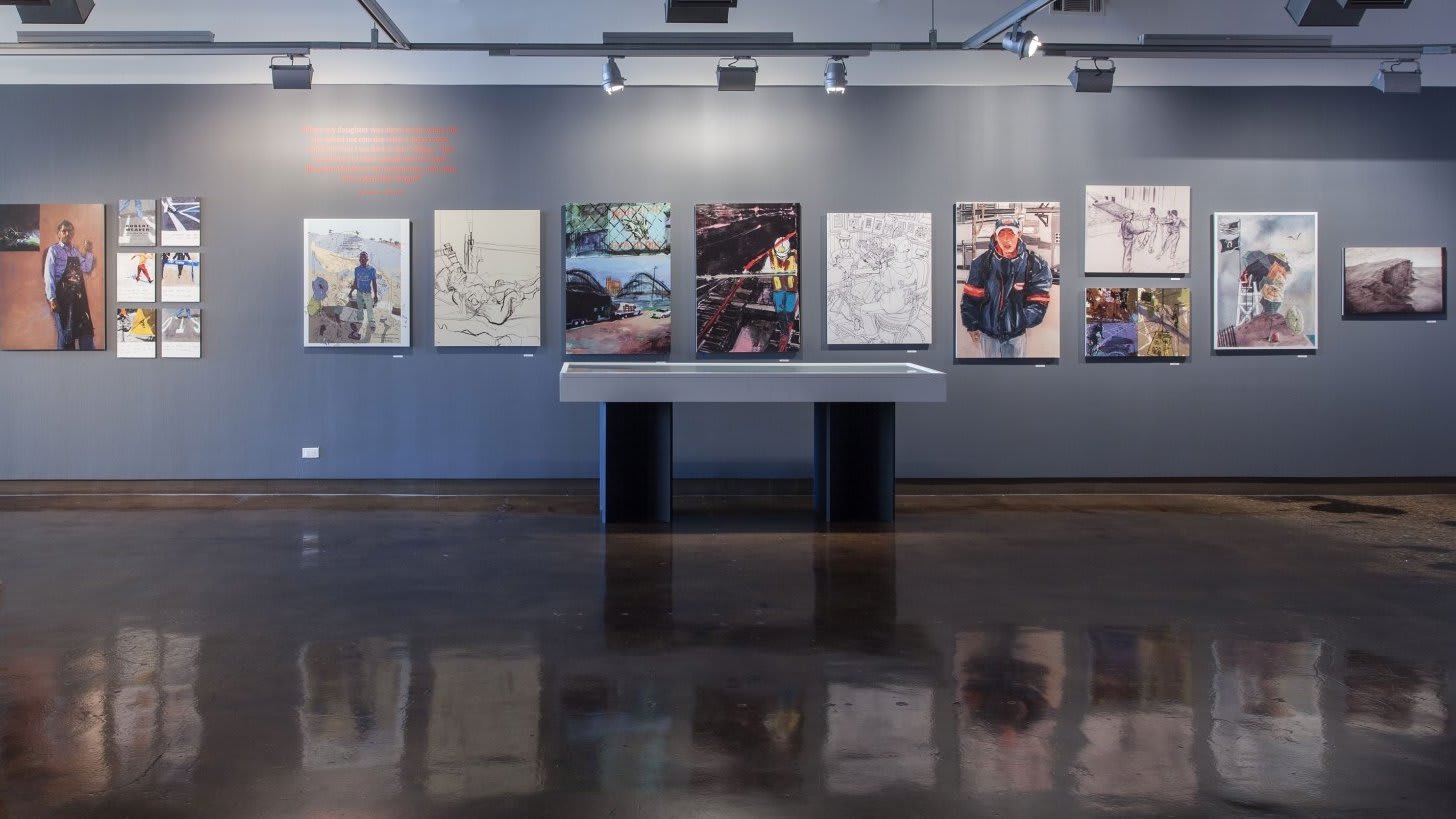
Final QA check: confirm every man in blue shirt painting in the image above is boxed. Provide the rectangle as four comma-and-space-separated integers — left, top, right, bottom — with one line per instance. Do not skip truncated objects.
42, 219, 97, 350
348, 250, 378, 341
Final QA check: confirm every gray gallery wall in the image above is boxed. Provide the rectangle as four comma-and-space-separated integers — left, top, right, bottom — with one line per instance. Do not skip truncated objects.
0, 83, 1453, 481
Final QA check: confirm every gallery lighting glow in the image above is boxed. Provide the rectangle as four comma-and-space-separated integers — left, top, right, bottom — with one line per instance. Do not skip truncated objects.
1002, 24, 1041, 58
824, 57, 847, 94
602, 56, 625, 94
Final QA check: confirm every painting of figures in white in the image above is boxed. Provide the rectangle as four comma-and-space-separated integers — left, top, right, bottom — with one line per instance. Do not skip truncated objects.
826, 212, 933, 346
116, 252, 156, 303
1214, 212, 1318, 350
118, 199, 156, 246
305, 218, 411, 347
434, 210, 541, 347
161, 307, 201, 358
159, 251, 200, 303
1086, 186, 1190, 275
116, 308, 156, 358
159, 197, 201, 246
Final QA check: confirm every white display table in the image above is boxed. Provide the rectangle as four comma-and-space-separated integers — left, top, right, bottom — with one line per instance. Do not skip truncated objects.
559, 362, 947, 523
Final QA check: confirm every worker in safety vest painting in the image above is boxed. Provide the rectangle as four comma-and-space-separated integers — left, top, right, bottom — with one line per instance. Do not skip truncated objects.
762, 233, 798, 351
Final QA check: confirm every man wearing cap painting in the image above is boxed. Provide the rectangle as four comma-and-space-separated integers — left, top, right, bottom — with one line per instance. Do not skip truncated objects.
959, 216, 1054, 358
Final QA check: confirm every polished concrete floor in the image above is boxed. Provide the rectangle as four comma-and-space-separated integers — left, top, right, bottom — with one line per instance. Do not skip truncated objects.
1, 493, 1454, 817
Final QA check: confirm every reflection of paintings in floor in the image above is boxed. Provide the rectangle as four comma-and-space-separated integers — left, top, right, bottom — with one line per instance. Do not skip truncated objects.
956, 627, 1065, 795
1076, 627, 1195, 811
425, 646, 542, 799
1214, 212, 1317, 350
118, 199, 157, 246
159, 251, 200, 303
1211, 639, 1326, 803
953, 202, 1061, 361
159, 196, 201, 246
691, 685, 803, 792
558, 675, 674, 791
298, 639, 410, 783
1343, 247, 1446, 316
1137, 288, 1191, 358
117, 252, 156, 303
305, 218, 411, 347
695, 203, 800, 355
161, 308, 201, 358
0, 203, 108, 351
434, 210, 542, 347
1086, 185, 1191, 275
1345, 650, 1447, 737
825, 212, 933, 345
116, 308, 157, 358
564, 203, 671, 355
1085, 288, 1137, 359
824, 682, 935, 794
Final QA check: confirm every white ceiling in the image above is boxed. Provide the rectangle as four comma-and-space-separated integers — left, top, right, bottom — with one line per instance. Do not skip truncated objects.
0, 0, 1452, 87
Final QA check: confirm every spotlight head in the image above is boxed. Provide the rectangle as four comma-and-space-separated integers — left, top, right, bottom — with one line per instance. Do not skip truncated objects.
602, 57, 625, 95
1069, 59, 1115, 93
824, 57, 847, 94
270, 55, 312, 90
1001, 24, 1041, 59
716, 57, 758, 91
1372, 59, 1421, 93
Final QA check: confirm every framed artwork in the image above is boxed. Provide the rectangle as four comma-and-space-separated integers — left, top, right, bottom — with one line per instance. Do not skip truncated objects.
117, 251, 157, 303
304, 218, 411, 347
159, 251, 200, 303
564, 202, 672, 355
954, 202, 1060, 362
161, 307, 201, 358
1136, 288, 1192, 358
159, 196, 201, 246
116, 308, 156, 358
1213, 212, 1317, 350
1343, 247, 1446, 316
434, 209, 542, 347
118, 199, 157, 246
1085, 185, 1190, 275
695, 203, 800, 355
825, 212, 933, 346
0, 203, 108, 351
1085, 288, 1138, 358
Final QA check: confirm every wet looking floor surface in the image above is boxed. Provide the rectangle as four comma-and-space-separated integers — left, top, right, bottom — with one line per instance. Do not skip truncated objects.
0, 493, 1453, 817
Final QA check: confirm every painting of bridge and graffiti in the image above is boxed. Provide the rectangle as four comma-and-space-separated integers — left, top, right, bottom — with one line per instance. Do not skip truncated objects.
304, 218, 410, 347
435, 210, 541, 347
564, 202, 671, 355
1342, 247, 1445, 317
1086, 185, 1190, 275
825, 212, 933, 346
1214, 212, 1317, 351
695, 203, 801, 355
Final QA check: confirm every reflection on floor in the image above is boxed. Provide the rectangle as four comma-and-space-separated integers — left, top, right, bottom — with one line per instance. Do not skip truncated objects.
1, 493, 1454, 816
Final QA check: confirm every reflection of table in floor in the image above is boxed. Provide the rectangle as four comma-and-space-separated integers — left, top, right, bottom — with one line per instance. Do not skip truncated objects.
560, 363, 947, 524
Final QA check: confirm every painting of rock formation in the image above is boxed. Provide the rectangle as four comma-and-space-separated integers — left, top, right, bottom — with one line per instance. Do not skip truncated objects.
1343, 247, 1445, 316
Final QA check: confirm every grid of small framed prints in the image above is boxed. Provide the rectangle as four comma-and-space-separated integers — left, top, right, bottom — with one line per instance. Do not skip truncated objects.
115, 198, 202, 358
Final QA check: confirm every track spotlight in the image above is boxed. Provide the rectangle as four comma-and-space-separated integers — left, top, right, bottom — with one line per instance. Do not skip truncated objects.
602, 57, 626, 95
1372, 59, 1421, 93
824, 57, 847, 94
1069, 58, 1115, 93
716, 57, 758, 91
270, 54, 312, 90
1001, 23, 1041, 59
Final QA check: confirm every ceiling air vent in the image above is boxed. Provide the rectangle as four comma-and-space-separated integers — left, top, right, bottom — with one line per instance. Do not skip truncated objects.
1052, 0, 1105, 13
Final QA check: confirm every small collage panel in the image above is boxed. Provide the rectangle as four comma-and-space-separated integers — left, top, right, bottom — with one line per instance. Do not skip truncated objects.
116, 197, 203, 359
1084, 288, 1191, 360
